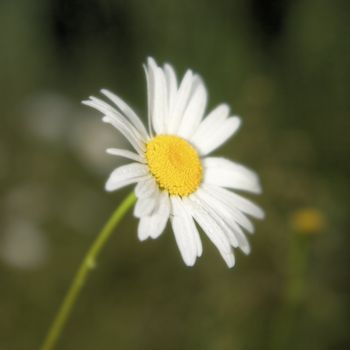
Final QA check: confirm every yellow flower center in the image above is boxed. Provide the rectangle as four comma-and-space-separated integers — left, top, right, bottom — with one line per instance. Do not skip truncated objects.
146, 135, 202, 196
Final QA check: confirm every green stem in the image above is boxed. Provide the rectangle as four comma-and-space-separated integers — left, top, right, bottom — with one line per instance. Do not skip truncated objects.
41, 191, 136, 350
270, 234, 311, 350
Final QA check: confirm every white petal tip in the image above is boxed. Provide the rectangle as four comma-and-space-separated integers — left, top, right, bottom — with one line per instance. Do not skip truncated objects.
104, 183, 114, 192
255, 185, 263, 194
234, 116, 242, 129
137, 226, 149, 241
100, 89, 114, 99
138, 235, 148, 242
224, 254, 236, 268
241, 246, 251, 255
183, 259, 196, 267
227, 261, 236, 268
257, 209, 265, 220
147, 57, 157, 67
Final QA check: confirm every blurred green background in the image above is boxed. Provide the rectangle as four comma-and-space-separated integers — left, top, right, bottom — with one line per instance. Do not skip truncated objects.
0, 0, 349, 349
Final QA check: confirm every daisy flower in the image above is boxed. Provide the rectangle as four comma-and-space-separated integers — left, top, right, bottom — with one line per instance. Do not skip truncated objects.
83, 58, 264, 268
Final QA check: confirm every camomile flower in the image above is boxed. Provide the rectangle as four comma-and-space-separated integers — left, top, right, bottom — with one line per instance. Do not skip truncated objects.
83, 58, 264, 268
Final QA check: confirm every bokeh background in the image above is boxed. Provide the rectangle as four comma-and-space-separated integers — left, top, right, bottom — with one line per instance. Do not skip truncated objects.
0, 0, 349, 349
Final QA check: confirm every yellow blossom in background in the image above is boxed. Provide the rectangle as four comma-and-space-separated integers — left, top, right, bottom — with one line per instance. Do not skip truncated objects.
290, 208, 326, 234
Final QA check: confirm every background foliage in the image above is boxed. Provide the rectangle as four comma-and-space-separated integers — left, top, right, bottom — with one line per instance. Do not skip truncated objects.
0, 0, 349, 349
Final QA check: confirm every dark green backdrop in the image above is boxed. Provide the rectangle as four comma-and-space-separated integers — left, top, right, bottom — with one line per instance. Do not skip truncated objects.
0, 0, 349, 349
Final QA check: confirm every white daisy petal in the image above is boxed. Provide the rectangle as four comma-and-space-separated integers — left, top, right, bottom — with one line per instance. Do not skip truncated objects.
163, 63, 178, 124
203, 157, 262, 194
101, 115, 145, 155
105, 163, 149, 192
134, 195, 158, 218
168, 70, 194, 134
195, 116, 241, 156
191, 103, 230, 145
153, 68, 168, 134
100, 89, 149, 139
143, 63, 154, 137
191, 191, 239, 248
170, 197, 200, 266
149, 192, 170, 239
184, 197, 235, 268
181, 200, 203, 257
177, 77, 208, 139
137, 191, 170, 241
137, 219, 151, 241
134, 177, 157, 199
206, 184, 265, 219
194, 227, 203, 257
234, 229, 251, 255
199, 186, 255, 233
84, 96, 144, 142
83, 98, 145, 155
146, 58, 167, 134
106, 148, 146, 163
195, 188, 251, 254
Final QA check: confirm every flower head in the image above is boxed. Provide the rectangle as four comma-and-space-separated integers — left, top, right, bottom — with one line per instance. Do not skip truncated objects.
83, 58, 264, 267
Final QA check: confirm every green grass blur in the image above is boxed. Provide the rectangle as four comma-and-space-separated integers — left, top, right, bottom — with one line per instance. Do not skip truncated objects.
0, 0, 349, 349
